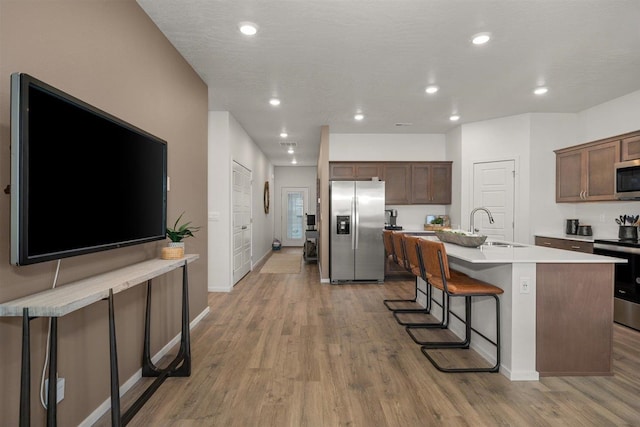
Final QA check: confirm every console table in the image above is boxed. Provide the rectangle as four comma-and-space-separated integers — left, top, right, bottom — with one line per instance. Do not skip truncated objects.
0, 254, 199, 426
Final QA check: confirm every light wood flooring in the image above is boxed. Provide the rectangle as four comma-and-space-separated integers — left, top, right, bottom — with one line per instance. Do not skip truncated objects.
97, 249, 640, 426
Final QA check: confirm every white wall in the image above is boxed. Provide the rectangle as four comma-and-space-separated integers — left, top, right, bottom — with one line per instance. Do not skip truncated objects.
330, 133, 445, 161
550, 89, 640, 238
529, 113, 579, 237
208, 112, 232, 292
457, 114, 532, 243
445, 125, 463, 229
229, 115, 275, 267
208, 111, 274, 292
577, 90, 640, 143
451, 88, 640, 242
329, 133, 447, 229
274, 166, 317, 242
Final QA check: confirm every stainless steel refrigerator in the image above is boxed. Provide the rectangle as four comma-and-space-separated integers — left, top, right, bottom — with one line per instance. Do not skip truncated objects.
330, 180, 385, 284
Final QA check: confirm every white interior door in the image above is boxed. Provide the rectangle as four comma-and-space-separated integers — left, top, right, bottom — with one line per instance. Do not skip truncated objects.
281, 187, 308, 247
233, 161, 252, 284
473, 160, 515, 241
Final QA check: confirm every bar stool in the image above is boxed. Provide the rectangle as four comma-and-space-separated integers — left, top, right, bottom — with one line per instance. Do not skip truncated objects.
382, 229, 397, 265
390, 235, 435, 324
394, 234, 460, 328
409, 238, 503, 373
383, 233, 429, 313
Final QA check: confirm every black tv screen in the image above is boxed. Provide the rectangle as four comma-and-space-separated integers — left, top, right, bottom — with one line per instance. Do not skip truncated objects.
10, 73, 167, 265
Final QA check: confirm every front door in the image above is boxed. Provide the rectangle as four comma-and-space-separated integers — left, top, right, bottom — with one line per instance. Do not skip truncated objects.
281, 187, 308, 247
473, 160, 515, 241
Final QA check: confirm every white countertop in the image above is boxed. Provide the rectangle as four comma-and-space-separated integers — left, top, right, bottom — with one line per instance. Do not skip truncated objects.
420, 236, 625, 264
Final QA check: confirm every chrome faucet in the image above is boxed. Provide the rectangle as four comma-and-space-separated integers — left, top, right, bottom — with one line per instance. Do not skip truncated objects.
469, 207, 495, 234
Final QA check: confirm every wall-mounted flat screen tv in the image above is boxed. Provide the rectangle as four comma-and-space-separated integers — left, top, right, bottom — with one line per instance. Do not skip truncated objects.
10, 73, 167, 265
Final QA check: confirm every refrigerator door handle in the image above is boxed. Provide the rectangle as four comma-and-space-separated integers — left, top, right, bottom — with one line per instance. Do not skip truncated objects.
354, 196, 359, 249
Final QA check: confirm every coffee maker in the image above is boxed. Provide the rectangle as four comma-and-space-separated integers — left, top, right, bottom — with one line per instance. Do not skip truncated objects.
385, 209, 401, 230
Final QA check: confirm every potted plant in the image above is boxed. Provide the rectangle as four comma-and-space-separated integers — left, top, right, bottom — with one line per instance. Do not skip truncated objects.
162, 212, 201, 259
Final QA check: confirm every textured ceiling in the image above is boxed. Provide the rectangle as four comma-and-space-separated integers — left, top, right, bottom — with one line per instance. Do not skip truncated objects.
137, 0, 640, 166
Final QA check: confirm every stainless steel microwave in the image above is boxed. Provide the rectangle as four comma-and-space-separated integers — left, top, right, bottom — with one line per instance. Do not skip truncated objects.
615, 159, 640, 200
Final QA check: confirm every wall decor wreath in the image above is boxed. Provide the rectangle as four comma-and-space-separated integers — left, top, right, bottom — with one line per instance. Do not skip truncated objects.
263, 181, 270, 214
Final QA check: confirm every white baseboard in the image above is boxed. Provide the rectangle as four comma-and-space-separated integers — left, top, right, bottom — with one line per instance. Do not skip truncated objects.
78, 306, 210, 426
208, 285, 232, 292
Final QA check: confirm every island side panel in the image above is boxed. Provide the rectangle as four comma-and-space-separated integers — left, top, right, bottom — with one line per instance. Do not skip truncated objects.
536, 263, 614, 376
447, 259, 539, 381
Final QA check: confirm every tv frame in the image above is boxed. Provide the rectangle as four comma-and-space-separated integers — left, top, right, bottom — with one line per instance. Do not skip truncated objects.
10, 73, 168, 266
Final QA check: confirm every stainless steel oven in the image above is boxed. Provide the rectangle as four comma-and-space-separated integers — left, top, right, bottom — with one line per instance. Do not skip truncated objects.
593, 241, 640, 331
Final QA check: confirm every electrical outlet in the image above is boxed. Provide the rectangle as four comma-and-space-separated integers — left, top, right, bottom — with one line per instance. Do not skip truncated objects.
45, 378, 65, 404
599, 214, 606, 223
520, 277, 531, 294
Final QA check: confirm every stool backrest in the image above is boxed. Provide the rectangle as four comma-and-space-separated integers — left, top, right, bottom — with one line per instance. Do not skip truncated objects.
417, 238, 451, 281
403, 235, 423, 277
382, 230, 396, 261
391, 232, 408, 269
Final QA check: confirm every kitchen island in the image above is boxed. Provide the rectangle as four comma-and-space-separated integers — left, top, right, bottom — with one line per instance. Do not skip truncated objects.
414, 237, 625, 381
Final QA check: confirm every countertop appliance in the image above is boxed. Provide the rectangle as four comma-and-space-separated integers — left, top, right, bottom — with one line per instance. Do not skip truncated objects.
330, 180, 385, 284
593, 238, 640, 331
615, 159, 640, 200
384, 208, 398, 227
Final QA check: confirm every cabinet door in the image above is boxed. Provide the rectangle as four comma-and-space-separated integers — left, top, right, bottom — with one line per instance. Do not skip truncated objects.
621, 134, 640, 161
354, 164, 383, 179
429, 163, 452, 204
556, 149, 584, 202
383, 163, 411, 204
585, 141, 619, 201
329, 162, 382, 180
330, 163, 356, 180
411, 163, 452, 204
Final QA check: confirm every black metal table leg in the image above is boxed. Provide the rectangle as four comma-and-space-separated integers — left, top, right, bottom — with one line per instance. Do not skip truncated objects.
108, 289, 122, 427
123, 261, 192, 425
46, 317, 58, 427
176, 263, 191, 376
19, 309, 30, 427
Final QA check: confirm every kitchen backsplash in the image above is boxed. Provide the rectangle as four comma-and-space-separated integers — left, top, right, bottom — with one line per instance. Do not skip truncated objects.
534, 200, 640, 239
386, 204, 447, 230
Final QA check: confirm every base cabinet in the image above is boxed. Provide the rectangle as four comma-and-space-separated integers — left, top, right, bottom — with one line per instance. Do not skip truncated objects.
535, 236, 593, 253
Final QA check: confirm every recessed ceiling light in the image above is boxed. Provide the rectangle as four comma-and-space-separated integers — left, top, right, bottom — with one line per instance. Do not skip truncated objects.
239, 22, 258, 36
354, 113, 364, 121
291, 159, 297, 164
534, 86, 549, 95
269, 98, 281, 106
471, 32, 491, 45
280, 132, 288, 138
288, 147, 294, 154
425, 85, 439, 94
449, 114, 460, 122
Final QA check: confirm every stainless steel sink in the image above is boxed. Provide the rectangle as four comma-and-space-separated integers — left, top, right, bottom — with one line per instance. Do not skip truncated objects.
482, 241, 527, 248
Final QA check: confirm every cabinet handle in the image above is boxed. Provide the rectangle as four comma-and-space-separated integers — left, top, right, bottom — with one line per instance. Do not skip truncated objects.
544, 242, 552, 246
571, 245, 581, 249
618, 289, 627, 294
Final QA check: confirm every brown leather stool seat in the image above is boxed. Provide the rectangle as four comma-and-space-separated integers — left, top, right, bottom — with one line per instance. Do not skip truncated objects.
407, 238, 503, 373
